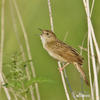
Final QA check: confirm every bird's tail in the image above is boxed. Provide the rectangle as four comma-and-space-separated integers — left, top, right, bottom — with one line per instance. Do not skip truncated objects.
73, 62, 89, 86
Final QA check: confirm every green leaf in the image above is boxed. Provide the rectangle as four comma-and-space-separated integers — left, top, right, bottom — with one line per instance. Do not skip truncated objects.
25, 78, 54, 88
7, 81, 22, 89
2, 83, 8, 87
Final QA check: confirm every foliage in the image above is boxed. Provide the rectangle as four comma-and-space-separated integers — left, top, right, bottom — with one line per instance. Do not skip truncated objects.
3, 52, 53, 96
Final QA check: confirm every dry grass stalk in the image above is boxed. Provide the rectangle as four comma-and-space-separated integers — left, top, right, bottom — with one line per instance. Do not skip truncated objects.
9, 0, 36, 99
47, 0, 70, 100
82, 0, 99, 99
0, 0, 11, 99
12, 0, 41, 100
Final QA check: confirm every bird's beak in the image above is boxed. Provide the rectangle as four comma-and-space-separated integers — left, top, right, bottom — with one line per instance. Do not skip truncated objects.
38, 28, 43, 36
38, 28, 43, 32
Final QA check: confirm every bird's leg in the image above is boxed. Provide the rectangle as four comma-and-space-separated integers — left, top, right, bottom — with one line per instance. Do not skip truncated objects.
58, 63, 69, 72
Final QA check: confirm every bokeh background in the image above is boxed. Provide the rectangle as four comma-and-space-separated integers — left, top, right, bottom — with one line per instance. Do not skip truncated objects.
0, 0, 100, 100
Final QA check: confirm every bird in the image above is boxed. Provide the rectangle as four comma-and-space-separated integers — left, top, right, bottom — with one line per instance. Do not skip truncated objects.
39, 29, 89, 86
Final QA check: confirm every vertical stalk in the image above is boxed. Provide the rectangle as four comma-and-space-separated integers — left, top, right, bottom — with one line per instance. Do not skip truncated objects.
47, 0, 70, 100
12, 0, 41, 100
82, 0, 99, 99
0, 0, 11, 99
9, 0, 36, 99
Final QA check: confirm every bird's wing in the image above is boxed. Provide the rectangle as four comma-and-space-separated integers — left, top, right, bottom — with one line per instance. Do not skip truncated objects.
47, 41, 83, 65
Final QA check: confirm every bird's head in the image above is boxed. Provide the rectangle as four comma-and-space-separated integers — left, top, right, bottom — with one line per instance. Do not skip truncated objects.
39, 29, 57, 43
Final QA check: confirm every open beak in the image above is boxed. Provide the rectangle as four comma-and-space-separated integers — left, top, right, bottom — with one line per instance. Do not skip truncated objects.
38, 28, 43, 32
38, 28, 43, 36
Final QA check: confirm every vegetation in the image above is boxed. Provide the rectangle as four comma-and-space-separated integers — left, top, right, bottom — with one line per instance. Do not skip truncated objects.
0, 0, 100, 100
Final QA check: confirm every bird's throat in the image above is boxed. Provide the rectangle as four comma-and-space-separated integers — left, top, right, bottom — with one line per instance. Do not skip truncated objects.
40, 36, 46, 49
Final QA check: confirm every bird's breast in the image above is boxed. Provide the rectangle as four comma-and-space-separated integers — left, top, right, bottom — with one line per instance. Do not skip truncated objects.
44, 46, 67, 62
48, 50, 67, 62
40, 37, 67, 62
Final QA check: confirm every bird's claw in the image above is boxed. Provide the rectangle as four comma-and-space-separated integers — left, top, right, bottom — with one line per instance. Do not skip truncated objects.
58, 67, 63, 72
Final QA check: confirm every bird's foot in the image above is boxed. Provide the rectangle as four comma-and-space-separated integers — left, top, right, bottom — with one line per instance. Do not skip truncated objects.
58, 67, 64, 72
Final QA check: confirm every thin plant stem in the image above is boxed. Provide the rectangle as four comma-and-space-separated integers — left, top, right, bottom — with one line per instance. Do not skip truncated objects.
96, 64, 100, 75
90, 22, 100, 64
89, 27, 99, 100
0, 0, 11, 100
4, 75, 26, 100
9, 89, 18, 100
16, 94, 26, 100
63, 70, 72, 93
82, 0, 100, 99
63, 32, 77, 100
89, 0, 100, 64
63, 32, 69, 42
83, 0, 100, 64
3, 73, 18, 100
80, 33, 87, 55
48, 0, 54, 31
90, 0, 95, 16
85, 0, 99, 99
0, 74, 11, 100
88, 33, 94, 100
79, 33, 87, 94
0, 0, 5, 82
79, 46, 87, 52
9, 0, 36, 100
47, 0, 70, 100
63, 69, 77, 100
58, 62, 70, 100
12, 0, 41, 100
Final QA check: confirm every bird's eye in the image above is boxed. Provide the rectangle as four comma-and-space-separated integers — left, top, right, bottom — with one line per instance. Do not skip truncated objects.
46, 33, 49, 35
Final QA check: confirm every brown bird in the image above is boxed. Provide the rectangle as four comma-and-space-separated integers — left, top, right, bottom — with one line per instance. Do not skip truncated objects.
39, 29, 89, 86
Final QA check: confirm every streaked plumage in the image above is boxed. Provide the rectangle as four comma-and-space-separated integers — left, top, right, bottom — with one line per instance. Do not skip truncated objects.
40, 29, 89, 86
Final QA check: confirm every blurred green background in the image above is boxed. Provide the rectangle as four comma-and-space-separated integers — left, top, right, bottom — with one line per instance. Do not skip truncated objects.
0, 0, 100, 100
